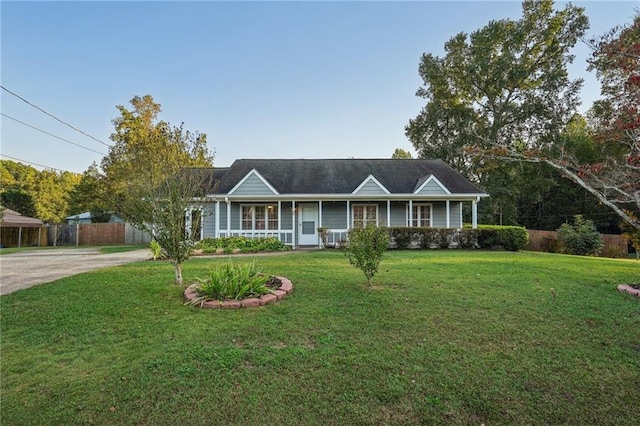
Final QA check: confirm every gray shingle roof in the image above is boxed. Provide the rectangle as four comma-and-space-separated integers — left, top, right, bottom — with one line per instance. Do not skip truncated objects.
208, 159, 485, 195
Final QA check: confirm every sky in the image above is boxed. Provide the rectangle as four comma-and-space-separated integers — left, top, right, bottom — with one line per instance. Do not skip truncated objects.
1, 0, 637, 174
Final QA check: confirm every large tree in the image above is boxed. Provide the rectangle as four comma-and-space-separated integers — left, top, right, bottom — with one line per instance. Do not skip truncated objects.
103, 95, 215, 284
406, 0, 589, 222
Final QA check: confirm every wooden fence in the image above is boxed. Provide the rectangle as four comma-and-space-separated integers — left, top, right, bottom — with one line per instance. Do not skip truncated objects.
527, 229, 628, 258
0, 226, 48, 248
48, 223, 152, 246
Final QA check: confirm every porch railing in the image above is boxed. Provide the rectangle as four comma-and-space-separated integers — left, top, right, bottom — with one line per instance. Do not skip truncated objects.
218, 230, 294, 245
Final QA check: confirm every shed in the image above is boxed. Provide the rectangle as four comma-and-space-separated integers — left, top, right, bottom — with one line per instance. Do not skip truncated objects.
0, 208, 46, 248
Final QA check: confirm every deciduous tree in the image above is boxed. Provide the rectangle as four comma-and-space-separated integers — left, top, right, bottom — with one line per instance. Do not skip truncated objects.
104, 95, 215, 284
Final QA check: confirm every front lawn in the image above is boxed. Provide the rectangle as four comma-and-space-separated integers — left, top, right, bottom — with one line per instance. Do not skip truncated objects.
1, 251, 638, 425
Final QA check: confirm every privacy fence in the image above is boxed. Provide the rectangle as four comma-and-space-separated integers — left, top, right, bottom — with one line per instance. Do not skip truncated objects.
527, 229, 629, 258
47, 223, 152, 247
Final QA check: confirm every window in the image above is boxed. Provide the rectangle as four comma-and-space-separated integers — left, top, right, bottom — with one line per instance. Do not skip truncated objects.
352, 204, 378, 228
409, 204, 431, 227
241, 205, 279, 230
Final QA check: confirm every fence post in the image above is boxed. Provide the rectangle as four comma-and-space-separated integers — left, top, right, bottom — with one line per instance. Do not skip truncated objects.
76, 223, 79, 246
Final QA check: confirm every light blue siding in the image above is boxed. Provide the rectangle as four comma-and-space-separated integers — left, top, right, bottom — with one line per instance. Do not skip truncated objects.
231, 173, 276, 195
390, 202, 407, 227
202, 204, 216, 238
449, 202, 462, 228
281, 202, 293, 230
321, 202, 348, 229
432, 204, 446, 228
354, 180, 387, 195
416, 179, 448, 195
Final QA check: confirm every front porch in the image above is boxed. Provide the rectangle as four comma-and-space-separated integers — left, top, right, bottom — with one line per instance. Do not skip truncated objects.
203, 198, 481, 249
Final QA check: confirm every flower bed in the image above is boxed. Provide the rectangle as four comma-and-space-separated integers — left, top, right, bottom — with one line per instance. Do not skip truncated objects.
184, 276, 294, 309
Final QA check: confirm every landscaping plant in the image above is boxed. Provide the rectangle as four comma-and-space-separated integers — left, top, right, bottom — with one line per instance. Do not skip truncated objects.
190, 261, 271, 303
344, 223, 389, 285
557, 215, 603, 256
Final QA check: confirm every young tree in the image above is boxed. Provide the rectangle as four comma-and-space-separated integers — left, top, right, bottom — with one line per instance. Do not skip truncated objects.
344, 224, 390, 286
104, 95, 215, 284
125, 167, 214, 284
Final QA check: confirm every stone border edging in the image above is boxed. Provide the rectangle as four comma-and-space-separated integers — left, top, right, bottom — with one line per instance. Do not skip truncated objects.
184, 276, 294, 309
618, 284, 640, 297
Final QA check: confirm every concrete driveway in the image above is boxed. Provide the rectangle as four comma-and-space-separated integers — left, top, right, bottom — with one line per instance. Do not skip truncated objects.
0, 248, 150, 296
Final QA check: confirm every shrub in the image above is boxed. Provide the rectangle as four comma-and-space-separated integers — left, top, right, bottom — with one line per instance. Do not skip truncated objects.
557, 215, 603, 256
190, 261, 271, 303
194, 237, 289, 254
473, 225, 529, 251
149, 240, 165, 260
389, 228, 413, 249
457, 228, 478, 249
344, 224, 390, 285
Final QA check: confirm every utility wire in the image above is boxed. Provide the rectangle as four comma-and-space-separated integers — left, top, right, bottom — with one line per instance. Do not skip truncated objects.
0, 85, 111, 147
1, 113, 107, 156
0, 154, 71, 173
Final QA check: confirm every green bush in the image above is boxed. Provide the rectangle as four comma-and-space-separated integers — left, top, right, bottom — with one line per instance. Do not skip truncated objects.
557, 215, 603, 256
344, 224, 390, 285
389, 228, 413, 249
194, 237, 289, 254
190, 261, 271, 303
473, 225, 529, 251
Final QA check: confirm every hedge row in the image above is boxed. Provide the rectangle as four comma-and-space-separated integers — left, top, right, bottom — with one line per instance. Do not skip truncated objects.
194, 236, 290, 254
387, 225, 528, 251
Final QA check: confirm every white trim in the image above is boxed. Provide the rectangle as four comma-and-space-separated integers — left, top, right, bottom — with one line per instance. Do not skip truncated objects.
226, 198, 231, 233
318, 200, 323, 229
351, 175, 390, 195
297, 203, 320, 246
292, 200, 296, 248
351, 203, 379, 227
409, 200, 413, 227
346, 200, 350, 230
278, 201, 282, 235
472, 198, 478, 229
413, 175, 452, 195
227, 169, 279, 195
407, 203, 433, 228
215, 201, 220, 238
386, 200, 391, 227
446, 200, 450, 229
239, 203, 279, 231
216, 193, 488, 201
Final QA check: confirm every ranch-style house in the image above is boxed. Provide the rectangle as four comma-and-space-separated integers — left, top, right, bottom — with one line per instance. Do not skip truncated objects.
190, 159, 488, 248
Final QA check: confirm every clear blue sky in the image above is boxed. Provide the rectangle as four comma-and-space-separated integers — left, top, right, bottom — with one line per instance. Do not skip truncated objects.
1, 1, 637, 174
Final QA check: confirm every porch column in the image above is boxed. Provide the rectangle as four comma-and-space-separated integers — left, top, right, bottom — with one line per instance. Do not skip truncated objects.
277, 201, 282, 239
226, 199, 231, 235
292, 201, 296, 248
472, 198, 478, 229
459, 202, 463, 229
346, 200, 350, 230
318, 200, 323, 229
409, 200, 413, 227
386, 200, 391, 227
215, 201, 220, 238
446, 200, 450, 229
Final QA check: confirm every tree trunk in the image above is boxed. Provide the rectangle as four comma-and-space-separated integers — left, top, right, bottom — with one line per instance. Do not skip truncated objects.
173, 261, 183, 285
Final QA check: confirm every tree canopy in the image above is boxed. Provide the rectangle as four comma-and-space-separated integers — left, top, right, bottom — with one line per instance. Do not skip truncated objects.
406, 0, 639, 230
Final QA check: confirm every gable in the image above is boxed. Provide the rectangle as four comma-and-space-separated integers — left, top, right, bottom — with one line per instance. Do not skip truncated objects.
227, 169, 279, 196
213, 159, 486, 196
413, 175, 451, 195
352, 175, 390, 195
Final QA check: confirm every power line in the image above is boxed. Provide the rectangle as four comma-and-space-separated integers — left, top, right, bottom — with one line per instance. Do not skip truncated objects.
1, 113, 108, 156
0, 85, 111, 147
0, 154, 71, 173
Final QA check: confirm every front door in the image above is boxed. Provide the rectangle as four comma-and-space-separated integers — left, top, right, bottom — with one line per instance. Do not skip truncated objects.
298, 204, 318, 246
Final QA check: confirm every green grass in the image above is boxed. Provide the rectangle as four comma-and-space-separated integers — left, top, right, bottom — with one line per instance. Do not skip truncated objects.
98, 244, 147, 254
1, 250, 638, 425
